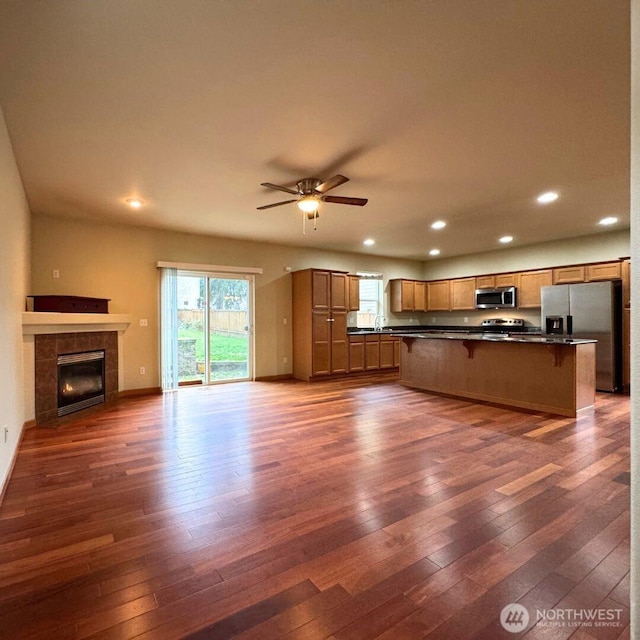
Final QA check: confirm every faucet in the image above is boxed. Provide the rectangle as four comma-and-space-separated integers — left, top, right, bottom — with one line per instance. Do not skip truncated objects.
374, 315, 385, 331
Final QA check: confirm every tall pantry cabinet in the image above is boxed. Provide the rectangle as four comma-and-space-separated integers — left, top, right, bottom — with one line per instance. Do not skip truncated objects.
292, 269, 350, 380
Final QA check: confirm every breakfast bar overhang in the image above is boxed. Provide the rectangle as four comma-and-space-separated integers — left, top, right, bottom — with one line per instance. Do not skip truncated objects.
398, 333, 597, 417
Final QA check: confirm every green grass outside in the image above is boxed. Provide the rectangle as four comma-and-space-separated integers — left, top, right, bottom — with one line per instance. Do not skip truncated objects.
178, 329, 248, 362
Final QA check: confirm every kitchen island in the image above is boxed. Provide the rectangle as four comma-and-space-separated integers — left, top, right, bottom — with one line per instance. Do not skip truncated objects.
397, 333, 596, 417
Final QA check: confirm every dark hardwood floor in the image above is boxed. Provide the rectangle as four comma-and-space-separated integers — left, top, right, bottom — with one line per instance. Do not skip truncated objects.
0, 376, 630, 639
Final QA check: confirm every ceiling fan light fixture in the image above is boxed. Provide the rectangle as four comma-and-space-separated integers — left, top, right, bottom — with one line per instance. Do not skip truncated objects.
297, 196, 320, 214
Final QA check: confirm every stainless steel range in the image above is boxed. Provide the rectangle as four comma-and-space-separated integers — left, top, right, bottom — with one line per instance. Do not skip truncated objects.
480, 318, 525, 337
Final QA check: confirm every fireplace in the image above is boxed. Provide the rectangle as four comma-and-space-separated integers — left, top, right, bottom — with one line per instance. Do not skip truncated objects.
57, 350, 105, 416
33, 331, 119, 425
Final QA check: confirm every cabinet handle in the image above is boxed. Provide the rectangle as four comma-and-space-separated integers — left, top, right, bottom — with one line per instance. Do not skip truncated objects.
327, 318, 335, 322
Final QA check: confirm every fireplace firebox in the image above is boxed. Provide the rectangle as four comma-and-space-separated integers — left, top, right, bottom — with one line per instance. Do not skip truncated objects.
57, 350, 105, 417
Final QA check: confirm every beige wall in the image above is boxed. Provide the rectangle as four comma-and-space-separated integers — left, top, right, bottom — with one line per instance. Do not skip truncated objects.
0, 107, 30, 493
30, 213, 423, 389
422, 230, 630, 281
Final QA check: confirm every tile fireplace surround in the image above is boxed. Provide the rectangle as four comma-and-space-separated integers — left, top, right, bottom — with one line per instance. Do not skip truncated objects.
22, 312, 131, 426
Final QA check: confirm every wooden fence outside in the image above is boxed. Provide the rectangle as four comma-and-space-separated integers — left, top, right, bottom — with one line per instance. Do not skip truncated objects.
178, 309, 247, 335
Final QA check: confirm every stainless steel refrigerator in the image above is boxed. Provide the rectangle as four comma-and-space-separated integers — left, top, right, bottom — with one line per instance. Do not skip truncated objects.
541, 281, 622, 392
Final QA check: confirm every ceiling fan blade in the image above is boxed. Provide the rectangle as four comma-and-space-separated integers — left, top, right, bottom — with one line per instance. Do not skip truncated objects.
315, 174, 349, 193
260, 182, 298, 195
322, 195, 368, 206
257, 199, 298, 210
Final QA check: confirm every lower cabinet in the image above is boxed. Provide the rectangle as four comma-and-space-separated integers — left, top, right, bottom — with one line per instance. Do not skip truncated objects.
349, 334, 400, 373
348, 335, 365, 372
365, 335, 380, 370
380, 335, 397, 369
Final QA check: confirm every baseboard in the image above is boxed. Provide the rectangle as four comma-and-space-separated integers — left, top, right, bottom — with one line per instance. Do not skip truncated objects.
23, 419, 36, 429
119, 386, 162, 398
254, 374, 294, 382
0, 420, 27, 507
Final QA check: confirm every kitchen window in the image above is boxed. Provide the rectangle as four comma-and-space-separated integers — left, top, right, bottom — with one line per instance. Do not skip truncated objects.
356, 272, 383, 328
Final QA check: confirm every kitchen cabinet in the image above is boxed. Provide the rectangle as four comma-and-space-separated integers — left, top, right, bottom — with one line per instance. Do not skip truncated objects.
414, 281, 427, 311
365, 335, 380, 370
553, 266, 585, 284
390, 279, 413, 312
348, 275, 360, 311
380, 335, 398, 369
476, 275, 495, 289
390, 279, 426, 312
517, 270, 552, 308
348, 335, 365, 372
585, 261, 622, 282
292, 269, 349, 380
427, 280, 450, 311
494, 273, 518, 288
450, 278, 476, 310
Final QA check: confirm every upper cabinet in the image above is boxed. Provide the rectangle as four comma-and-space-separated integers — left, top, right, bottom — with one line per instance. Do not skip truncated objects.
585, 261, 622, 282
553, 265, 585, 285
475, 275, 495, 289
348, 275, 360, 311
517, 270, 553, 308
414, 281, 427, 311
390, 260, 624, 315
450, 278, 476, 310
390, 279, 413, 312
427, 280, 450, 311
494, 273, 518, 288
390, 279, 427, 312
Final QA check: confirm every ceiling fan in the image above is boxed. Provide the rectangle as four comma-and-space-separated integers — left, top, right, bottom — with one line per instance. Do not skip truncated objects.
257, 175, 367, 231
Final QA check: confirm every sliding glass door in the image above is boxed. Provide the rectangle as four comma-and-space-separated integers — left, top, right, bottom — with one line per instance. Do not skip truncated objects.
175, 273, 252, 385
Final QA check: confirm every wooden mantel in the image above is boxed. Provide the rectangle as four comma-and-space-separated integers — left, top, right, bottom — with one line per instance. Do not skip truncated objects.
22, 312, 132, 335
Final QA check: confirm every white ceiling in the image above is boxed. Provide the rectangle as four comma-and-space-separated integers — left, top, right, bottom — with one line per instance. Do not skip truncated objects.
0, 0, 630, 261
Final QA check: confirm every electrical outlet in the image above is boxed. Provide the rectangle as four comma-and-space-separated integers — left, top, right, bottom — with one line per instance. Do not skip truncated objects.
283, 356, 288, 364
52, 269, 60, 279
140, 319, 148, 327
464, 317, 469, 323
283, 317, 288, 325
139, 366, 146, 375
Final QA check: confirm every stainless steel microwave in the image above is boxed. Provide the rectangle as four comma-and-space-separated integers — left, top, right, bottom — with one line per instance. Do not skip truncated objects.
475, 286, 517, 309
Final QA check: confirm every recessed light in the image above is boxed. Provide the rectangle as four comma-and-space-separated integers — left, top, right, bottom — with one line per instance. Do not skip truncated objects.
537, 191, 559, 204
363, 238, 375, 246
499, 235, 514, 244
429, 249, 440, 256
598, 216, 618, 226
431, 220, 447, 230
126, 198, 143, 209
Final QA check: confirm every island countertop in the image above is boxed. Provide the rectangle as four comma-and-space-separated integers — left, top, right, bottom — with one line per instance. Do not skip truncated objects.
393, 332, 596, 345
